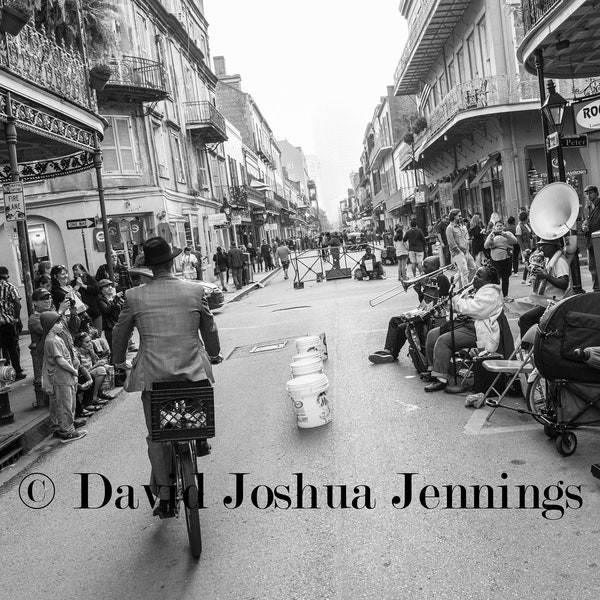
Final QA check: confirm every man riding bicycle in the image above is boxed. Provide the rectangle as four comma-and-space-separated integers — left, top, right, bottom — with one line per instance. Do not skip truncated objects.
113, 236, 221, 519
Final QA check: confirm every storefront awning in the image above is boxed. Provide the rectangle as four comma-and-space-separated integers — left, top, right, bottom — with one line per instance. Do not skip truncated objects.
470, 153, 500, 188
528, 147, 588, 178
385, 189, 404, 213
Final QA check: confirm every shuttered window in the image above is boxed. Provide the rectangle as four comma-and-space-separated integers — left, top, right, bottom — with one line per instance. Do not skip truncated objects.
102, 116, 137, 174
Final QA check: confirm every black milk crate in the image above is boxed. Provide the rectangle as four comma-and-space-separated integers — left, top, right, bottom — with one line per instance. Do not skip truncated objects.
150, 382, 215, 442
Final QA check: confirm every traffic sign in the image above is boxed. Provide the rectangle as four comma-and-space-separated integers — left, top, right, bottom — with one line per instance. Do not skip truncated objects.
3, 181, 25, 221
66, 218, 96, 230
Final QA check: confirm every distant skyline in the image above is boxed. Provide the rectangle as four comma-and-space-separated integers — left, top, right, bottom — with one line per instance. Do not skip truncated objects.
205, 1, 409, 220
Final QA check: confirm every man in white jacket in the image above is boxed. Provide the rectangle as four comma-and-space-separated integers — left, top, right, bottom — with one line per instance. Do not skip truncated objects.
423, 265, 504, 392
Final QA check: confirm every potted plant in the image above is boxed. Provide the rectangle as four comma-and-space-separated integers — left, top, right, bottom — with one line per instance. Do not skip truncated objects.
1, 0, 32, 36
412, 116, 428, 134
89, 63, 112, 92
403, 132, 415, 145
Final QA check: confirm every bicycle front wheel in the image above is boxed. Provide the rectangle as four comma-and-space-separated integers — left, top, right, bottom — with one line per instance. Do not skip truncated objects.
176, 443, 202, 558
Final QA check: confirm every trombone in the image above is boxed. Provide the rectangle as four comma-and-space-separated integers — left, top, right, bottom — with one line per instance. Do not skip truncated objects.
369, 264, 455, 307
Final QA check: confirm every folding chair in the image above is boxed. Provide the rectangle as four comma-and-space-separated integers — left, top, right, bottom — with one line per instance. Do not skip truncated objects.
477, 325, 538, 416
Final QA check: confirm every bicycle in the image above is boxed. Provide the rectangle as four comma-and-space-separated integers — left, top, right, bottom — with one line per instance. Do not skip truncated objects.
150, 380, 215, 559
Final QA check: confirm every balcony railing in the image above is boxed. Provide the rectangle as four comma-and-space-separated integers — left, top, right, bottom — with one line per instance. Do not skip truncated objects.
521, 0, 562, 35
0, 23, 95, 111
184, 101, 227, 143
394, 0, 435, 86
100, 55, 169, 102
422, 74, 539, 141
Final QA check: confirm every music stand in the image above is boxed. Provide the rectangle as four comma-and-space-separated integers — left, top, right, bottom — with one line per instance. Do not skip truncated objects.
445, 277, 468, 394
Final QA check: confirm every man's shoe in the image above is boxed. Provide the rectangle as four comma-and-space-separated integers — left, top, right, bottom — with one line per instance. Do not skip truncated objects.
153, 499, 176, 519
425, 380, 446, 393
196, 440, 211, 456
76, 409, 93, 418
368, 352, 396, 364
73, 418, 87, 428
58, 430, 87, 443
14, 372, 26, 381
420, 371, 435, 382
97, 391, 115, 401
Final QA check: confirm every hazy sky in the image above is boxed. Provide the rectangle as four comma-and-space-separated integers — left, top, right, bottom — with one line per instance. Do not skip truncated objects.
205, 1, 408, 220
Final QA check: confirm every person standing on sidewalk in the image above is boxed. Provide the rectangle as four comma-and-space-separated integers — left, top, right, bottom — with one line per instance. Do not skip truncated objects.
213, 247, 229, 291
276, 242, 292, 279
506, 216, 520, 275
41, 311, 87, 443
228, 242, 245, 290
0, 266, 25, 380
583, 185, 600, 292
394, 226, 409, 280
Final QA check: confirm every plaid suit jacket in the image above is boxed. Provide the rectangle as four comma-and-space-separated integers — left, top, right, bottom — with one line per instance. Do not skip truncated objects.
112, 273, 220, 392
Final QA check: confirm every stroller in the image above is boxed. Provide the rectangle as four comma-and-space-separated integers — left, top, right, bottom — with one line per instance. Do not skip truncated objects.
531, 292, 600, 456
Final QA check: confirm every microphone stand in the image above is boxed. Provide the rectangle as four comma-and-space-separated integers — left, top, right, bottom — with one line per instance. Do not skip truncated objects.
445, 277, 468, 394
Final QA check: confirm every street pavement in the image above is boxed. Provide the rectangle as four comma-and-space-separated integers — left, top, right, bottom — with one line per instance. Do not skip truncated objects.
1, 254, 600, 599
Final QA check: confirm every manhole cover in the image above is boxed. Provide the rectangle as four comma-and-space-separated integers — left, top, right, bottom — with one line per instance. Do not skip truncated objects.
250, 342, 287, 353
227, 338, 290, 359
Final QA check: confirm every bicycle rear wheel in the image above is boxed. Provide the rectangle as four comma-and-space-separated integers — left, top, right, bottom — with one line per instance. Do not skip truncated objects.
176, 443, 202, 558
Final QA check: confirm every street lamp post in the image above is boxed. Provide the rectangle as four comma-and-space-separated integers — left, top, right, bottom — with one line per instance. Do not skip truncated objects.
541, 79, 584, 293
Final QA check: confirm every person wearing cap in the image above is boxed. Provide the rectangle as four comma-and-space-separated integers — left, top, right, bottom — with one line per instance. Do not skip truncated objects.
112, 236, 221, 519
0, 266, 25, 380
582, 185, 600, 292
446, 209, 476, 288
41, 311, 87, 443
517, 238, 570, 338
368, 256, 450, 364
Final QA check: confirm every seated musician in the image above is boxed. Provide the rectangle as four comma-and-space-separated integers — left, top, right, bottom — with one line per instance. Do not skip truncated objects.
356, 246, 385, 280
423, 265, 504, 392
368, 256, 450, 364
517, 238, 570, 339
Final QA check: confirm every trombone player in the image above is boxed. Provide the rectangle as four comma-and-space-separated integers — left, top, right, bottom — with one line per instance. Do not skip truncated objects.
368, 257, 450, 364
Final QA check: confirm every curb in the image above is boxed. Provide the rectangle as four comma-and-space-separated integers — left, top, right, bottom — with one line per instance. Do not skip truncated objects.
225, 267, 282, 303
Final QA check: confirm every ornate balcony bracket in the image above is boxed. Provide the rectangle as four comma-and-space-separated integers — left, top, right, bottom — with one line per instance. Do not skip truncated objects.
0, 149, 94, 182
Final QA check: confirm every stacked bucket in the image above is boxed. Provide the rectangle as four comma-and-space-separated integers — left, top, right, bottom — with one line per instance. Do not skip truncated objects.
286, 334, 331, 428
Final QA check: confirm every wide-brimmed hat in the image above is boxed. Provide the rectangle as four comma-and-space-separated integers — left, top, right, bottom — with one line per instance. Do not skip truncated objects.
40, 311, 61, 335
139, 236, 181, 266
97, 279, 114, 288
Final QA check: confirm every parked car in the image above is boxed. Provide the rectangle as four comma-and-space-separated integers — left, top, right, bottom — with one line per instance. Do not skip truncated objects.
129, 268, 225, 311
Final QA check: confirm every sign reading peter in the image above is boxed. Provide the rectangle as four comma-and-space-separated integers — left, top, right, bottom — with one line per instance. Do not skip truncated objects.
573, 96, 600, 133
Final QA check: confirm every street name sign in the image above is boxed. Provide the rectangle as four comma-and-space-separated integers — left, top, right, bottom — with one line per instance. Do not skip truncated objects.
561, 134, 587, 148
66, 218, 95, 230
3, 181, 25, 221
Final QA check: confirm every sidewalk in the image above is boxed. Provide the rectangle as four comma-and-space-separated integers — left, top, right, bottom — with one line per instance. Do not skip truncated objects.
0, 266, 282, 469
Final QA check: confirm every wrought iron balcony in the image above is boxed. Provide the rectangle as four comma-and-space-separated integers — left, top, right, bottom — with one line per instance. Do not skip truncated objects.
184, 101, 227, 143
98, 55, 170, 103
518, 1, 600, 78
420, 74, 539, 143
393, 0, 470, 96
0, 23, 95, 111
521, 0, 562, 35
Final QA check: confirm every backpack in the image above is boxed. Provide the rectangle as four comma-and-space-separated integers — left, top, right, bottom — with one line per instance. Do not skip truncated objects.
534, 292, 600, 383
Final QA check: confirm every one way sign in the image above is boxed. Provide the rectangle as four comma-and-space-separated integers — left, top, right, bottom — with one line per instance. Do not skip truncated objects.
66, 218, 96, 230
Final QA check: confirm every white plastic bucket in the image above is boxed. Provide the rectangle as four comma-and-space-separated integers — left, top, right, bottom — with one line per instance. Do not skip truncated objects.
291, 350, 321, 363
295, 333, 328, 361
290, 356, 323, 378
286, 373, 331, 428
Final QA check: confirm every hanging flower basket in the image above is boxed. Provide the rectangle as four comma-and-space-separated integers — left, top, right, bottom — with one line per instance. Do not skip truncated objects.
89, 63, 113, 92
0, 1, 32, 36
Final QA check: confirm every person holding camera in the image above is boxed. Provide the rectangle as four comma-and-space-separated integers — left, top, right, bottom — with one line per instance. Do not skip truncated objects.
97, 279, 124, 355
484, 221, 518, 302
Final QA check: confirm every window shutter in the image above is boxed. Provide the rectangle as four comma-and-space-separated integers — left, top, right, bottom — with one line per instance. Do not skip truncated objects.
102, 121, 119, 172
116, 118, 135, 172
